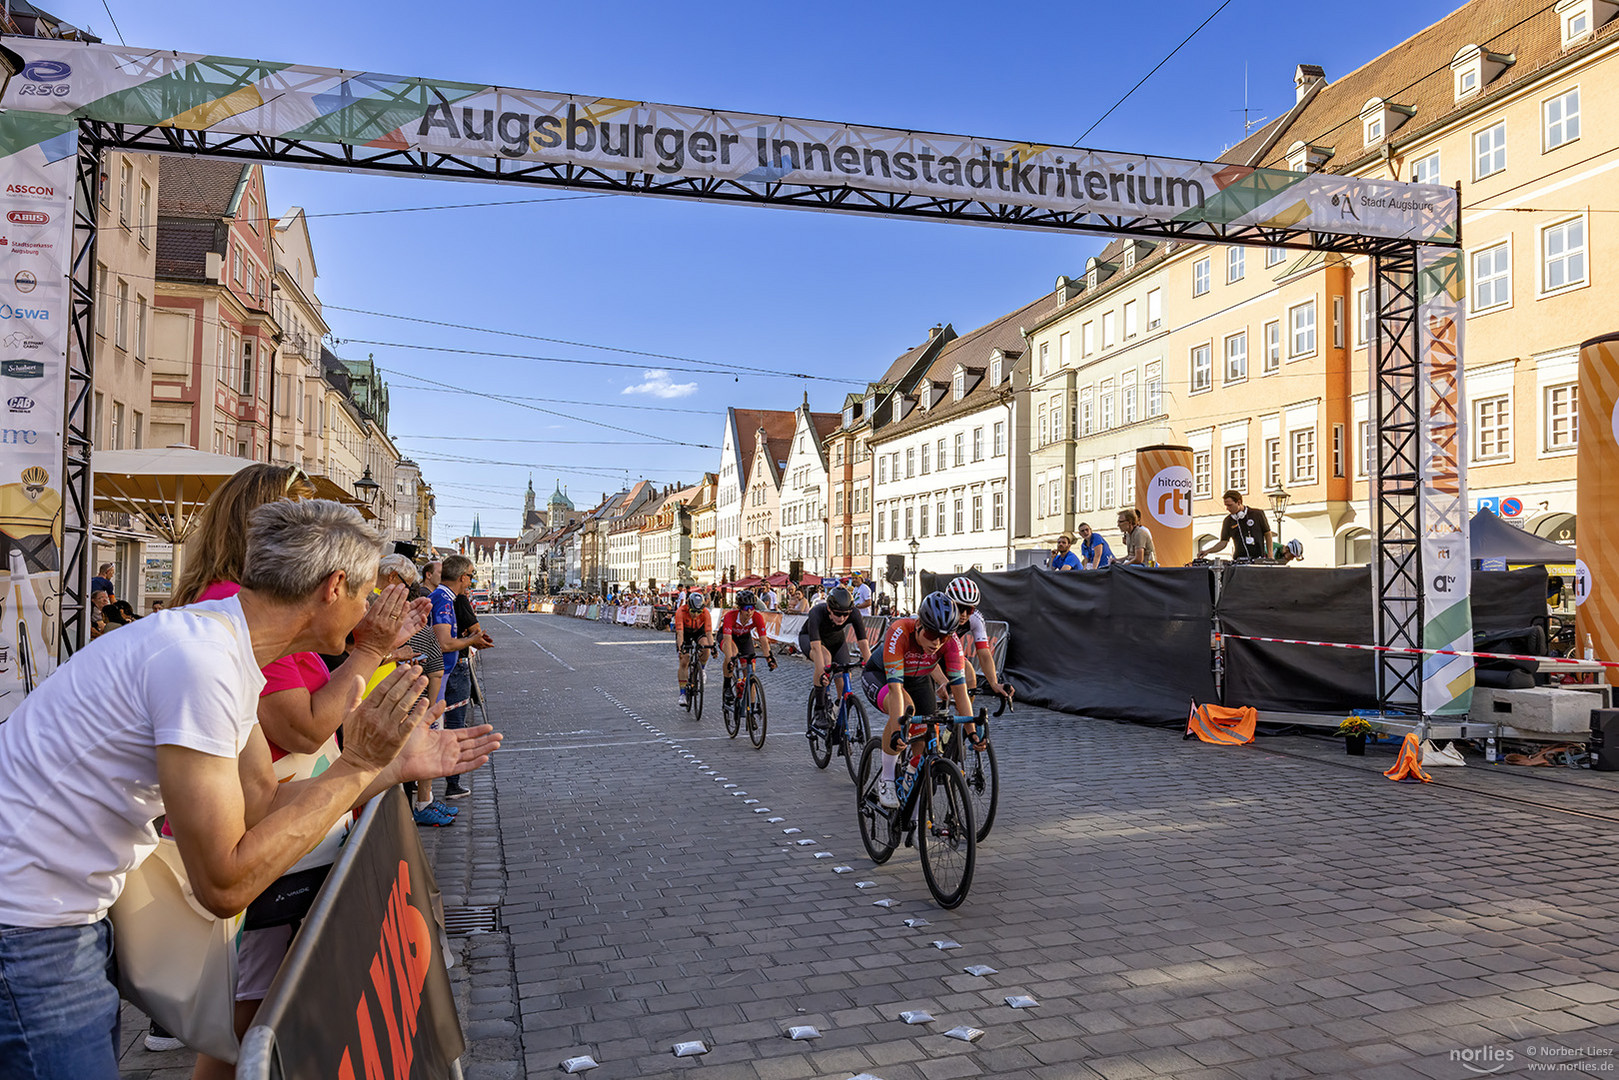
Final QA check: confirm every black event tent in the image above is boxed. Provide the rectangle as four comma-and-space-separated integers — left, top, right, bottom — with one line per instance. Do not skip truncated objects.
1469, 507, 1574, 564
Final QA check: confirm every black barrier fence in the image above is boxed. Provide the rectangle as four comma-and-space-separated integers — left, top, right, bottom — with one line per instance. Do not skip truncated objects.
239, 787, 465, 1080
928, 565, 1549, 721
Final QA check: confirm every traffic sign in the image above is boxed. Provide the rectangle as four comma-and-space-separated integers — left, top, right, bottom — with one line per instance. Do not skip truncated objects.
1500, 497, 1523, 518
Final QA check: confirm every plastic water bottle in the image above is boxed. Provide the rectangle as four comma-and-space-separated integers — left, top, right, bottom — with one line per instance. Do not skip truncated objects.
1585, 634, 1596, 662
1486, 736, 1498, 763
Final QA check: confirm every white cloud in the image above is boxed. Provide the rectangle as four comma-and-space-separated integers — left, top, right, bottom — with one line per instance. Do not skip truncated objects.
622, 369, 697, 399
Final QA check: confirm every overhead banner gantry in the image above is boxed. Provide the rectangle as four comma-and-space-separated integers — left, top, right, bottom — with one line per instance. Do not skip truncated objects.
0, 36, 1466, 725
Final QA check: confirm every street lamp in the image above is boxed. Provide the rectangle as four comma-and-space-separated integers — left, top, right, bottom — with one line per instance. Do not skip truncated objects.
908, 536, 920, 612
353, 466, 380, 507
1267, 483, 1291, 555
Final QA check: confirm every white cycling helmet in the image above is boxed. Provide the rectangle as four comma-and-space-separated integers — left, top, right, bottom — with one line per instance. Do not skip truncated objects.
1286, 538, 1304, 559
945, 576, 980, 608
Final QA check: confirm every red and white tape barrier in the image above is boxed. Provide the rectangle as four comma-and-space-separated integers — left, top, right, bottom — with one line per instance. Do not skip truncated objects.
1220, 633, 1615, 669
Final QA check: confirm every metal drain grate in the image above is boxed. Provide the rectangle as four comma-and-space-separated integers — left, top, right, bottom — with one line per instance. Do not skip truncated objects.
442, 905, 500, 936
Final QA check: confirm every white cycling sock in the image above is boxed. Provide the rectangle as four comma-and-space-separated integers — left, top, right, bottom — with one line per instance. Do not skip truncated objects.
880, 751, 898, 783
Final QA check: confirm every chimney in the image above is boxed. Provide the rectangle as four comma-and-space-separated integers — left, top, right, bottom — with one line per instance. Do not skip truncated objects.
929, 323, 943, 339
1295, 64, 1325, 104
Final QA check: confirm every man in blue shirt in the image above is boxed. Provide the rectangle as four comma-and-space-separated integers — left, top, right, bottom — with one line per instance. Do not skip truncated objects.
1049, 533, 1082, 571
1077, 523, 1114, 569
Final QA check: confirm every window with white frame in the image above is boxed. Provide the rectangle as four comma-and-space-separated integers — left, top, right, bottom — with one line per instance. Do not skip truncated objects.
1333, 295, 1345, 348
1542, 217, 1587, 293
1228, 247, 1245, 283
905, 506, 914, 538
1038, 342, 1049, 377
992, 490, 1005, 529
1147, 288, 1162, 330
1545, 383, 1578, 451
993, 421, 1005, 456
1475, 123, 1506, 179
955, 497, 965, 533
114, 279, 128, 350
878, 456, 887, 484
954, 432, 965, 466
1046, 483, 1059, 518
973, 427, 984, 460
1193, 450, 1212, 499
1266, 247, 1286, 267
936, 502, 945, 534
1224, 331, 1248, 383
1060, 331, 1071, 369
1103, 310, 1117, 349
1100, 379, 1115, 429
1265, 436, 1281, 489
1565, 3, 1592, 42
1050, 399, 1063, 443
1145, 363, 1163, 416
936, 439, 945, 469
1077, 474, 1092, 513
1038, 404, 1049, 447
1289, 300, 1317, 358
1079, 387, 1094, 434
1290, 428, 1317, 483
1082, 322, 1094, 356
1193, 257, 1211, 296
1472, 242, 1511, 311
918, 500, 928, 536
1474, 394, 1512, 461
906, 447, 915, 477
972, 494, 983, 531
1191, 343, 1212, 392
921, 442, 931, 473
1121, 464, 1135, 504
1356, 288, 1371, 346
1124, 299, 1138, 339
1100, 468, 1115, 508
1360, 420, 1373, 475
1333, 424, 1346, 477
1264, 320, 1281, 374
136, 296, 147, 361
1413, 151, 1440, 185
1225, 444, 1247, 494
953, 367, 966, 399
118, 160, 132, 226
1545, 88, 1580, 150
1121, 370, 1138, 424
138, 180, 151, 245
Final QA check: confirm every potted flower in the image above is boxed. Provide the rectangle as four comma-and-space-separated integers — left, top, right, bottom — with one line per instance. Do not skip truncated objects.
1336, 716, 1376, 756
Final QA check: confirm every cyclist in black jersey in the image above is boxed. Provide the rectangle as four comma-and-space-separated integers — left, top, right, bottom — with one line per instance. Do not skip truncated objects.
798, 586, 872, 737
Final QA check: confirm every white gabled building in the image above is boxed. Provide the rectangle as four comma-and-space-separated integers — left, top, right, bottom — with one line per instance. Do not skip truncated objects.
715, 407, 796, 584
871, 295, 1059, 605
777, 397, 841, 582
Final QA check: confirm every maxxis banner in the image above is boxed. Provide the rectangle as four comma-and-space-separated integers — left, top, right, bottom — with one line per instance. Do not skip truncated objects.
1417, 247, 1473, 717
0, 112, 74, 717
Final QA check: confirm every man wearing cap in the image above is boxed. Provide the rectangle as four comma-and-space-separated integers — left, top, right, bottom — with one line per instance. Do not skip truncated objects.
1049, 534, 1082, 571
851, 571, 873, 618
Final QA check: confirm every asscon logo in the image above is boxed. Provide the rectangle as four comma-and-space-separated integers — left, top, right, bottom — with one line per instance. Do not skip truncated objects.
1147, 465, 1194, 529
6, 211, 48, 226
4, 186, 53, 200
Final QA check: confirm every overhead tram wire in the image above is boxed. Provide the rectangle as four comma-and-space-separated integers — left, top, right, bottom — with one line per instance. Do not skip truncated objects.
395, 435, 680, 446
1071, 0, 1237, 146
373, 380, 720, 417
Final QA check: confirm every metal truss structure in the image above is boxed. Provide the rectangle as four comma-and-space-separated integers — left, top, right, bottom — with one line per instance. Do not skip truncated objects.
68, 119, 1441, 716
57, 139, 98, 656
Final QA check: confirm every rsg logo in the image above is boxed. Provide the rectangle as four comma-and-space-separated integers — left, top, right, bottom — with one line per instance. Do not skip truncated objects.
18, 61, 70, 97
1147, 465, 1194, 529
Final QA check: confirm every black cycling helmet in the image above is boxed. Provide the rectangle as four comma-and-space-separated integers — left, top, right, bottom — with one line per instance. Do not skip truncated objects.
686, 592, 705, 612
826, 585, 856, 614
736, 589, 757, 608
917, 591, 957, 636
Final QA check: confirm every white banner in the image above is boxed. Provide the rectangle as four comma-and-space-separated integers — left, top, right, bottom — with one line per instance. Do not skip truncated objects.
0, 40, 1458, 245
0, 114, 74, 717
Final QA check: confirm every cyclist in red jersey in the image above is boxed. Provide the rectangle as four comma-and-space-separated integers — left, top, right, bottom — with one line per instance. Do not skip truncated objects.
672, 592, 713, 707
860, 591, 971, 808
719, 590, 776, 708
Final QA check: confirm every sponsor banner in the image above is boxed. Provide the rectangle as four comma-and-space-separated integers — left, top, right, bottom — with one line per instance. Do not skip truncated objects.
1135, 445, 1194, 569
1577, 332, 1619, 666
0, 39, 1458, 245
242, 788, 464, 1080
1416, 248, 1472, 717
0, 113, 72, 718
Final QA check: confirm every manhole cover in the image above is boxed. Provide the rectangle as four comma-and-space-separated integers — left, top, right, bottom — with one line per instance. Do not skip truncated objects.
442, 905, 500, 936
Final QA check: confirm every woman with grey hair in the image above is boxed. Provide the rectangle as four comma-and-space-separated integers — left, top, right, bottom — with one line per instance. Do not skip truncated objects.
0, 498, 500, 1080
374, 554, 453, 826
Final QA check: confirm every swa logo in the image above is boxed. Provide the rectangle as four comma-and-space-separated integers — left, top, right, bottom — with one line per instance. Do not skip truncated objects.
0, 305, 48, 321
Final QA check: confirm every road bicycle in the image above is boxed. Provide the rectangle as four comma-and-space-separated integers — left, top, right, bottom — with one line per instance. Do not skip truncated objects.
681, 638, 710, 721
807, 661, 873, 783
725, 654, 769, 748
855, 708, 983, 909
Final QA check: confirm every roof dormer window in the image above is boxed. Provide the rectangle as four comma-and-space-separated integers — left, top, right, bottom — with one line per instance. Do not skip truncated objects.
1360, 98, 1415, 148
1451, 44, 1515, 102
953, 366, 966, 401
1123, 247, 1135, 270
1557, 0, 1617, 44
1285, 140, 1334, 173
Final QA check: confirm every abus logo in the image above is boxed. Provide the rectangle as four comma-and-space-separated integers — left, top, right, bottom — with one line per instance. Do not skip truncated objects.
4, 185, 52, 199
0, 304, 48, 321
20, 61, 70, 82
6, 212, 48, 226
13, 271, 36, 293
6, 395, 34, 413
1, 360, 43, 379
1147, 465, 1194, 529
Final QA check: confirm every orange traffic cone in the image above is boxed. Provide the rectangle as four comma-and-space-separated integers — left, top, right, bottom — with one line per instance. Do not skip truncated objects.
1383, 732, 1433, 782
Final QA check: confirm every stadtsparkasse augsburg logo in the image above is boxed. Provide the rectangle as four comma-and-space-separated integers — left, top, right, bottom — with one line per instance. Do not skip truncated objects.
2, 359, 43, 379
6, 211, 47, 226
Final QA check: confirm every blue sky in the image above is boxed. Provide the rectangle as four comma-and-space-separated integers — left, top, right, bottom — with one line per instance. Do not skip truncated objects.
60, 0, 1466, 541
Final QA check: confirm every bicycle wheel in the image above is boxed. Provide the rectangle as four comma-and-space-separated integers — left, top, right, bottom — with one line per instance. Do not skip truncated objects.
957, 738, 998, 842
842, 696, 873, 785
855, 738, 899, 864
917, 758, 976, 909
749, 677, 768, 749
689, 661, 704, 722
724, 672, 741, 739
808, 688, 832, 769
